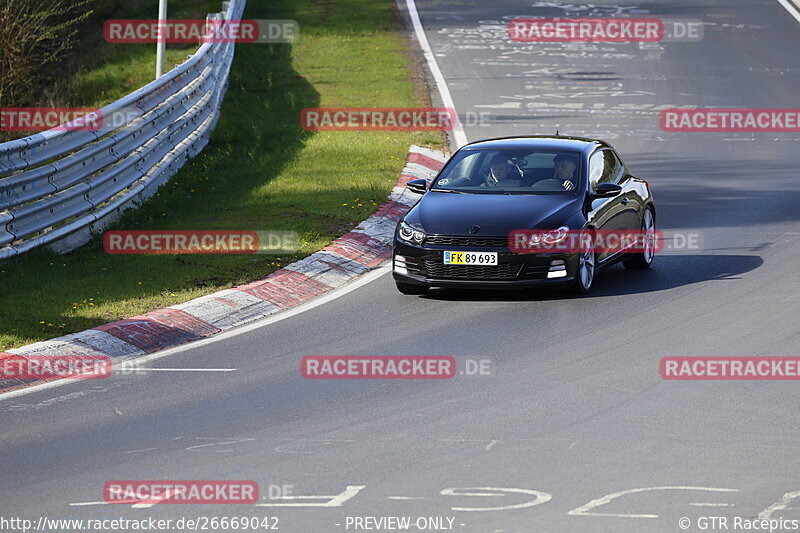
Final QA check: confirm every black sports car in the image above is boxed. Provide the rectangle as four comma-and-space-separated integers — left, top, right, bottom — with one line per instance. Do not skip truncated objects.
392, 136, 656, 294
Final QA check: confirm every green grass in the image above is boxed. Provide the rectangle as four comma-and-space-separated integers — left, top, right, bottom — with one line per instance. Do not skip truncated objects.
0, 0, 443, 350
66, 0, 221, 106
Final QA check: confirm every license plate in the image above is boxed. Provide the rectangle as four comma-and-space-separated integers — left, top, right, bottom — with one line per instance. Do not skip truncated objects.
443, 251, 498, 265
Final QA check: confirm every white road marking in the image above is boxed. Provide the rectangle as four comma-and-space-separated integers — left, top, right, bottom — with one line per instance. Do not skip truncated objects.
185, 437, 256, 453
473, 103, 521, 109
125, 368, 237, 372
690, 503, 733, 507
0, 387, 107, 411
131, 489, 176, 509
256, 485, 366, 507
70, 486, 173, 509
124, 447, 158, 454
402, 0, 468, 147
274, 439, 355, 454
441, 487, 552, 512
436, 437, 579, 450
777, 0, 800, 24
568, 486, 738, 518
0, 266, 391, 403
759, 490, 800, 519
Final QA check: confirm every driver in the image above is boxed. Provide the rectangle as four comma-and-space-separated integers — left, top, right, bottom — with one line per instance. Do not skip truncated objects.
482, 154, 521, 187
553, 154, 577, 191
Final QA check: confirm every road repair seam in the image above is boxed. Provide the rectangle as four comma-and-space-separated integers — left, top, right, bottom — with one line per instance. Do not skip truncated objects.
0, 145, 447, 394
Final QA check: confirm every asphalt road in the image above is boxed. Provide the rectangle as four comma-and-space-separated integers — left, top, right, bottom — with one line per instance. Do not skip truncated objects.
2, 1, 800, 532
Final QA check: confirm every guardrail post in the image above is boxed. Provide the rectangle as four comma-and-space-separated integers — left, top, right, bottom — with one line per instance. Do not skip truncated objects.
156, 0, 168, 78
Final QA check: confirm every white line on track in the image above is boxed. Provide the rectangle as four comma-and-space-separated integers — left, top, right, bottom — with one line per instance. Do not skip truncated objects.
0, 266, 391, 402
777, 0, 800, 24
125, 368, 237, 372
403, 0, 468, 148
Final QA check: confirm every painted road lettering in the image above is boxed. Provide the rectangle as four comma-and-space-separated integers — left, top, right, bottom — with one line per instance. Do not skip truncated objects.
255, 485, 365, 507
568, 486, 738, 518
440, 487, 552, 512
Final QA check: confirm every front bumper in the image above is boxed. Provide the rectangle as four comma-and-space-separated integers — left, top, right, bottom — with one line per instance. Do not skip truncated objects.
393, 238, 579, 288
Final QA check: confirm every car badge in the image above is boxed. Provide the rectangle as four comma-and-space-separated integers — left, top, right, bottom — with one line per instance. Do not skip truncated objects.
468, 225, 481, 234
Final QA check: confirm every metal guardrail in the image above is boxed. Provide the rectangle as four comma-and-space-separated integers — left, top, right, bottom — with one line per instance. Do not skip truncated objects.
0, 0, 245, 260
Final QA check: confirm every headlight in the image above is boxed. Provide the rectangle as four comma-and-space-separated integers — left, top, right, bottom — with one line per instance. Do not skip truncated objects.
399, 221, 426, 244
543, 226, 569, 245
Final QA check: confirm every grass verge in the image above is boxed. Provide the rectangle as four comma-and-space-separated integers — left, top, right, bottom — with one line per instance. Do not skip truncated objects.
0, 0, 444, 349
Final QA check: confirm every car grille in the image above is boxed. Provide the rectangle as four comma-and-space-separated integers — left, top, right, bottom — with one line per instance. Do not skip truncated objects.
422, 260, 522, 280
424, 235, 509, 247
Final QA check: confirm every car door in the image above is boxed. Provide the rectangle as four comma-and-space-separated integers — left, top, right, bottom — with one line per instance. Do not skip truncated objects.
586, 149, 628, 261
607, 149, 641, 231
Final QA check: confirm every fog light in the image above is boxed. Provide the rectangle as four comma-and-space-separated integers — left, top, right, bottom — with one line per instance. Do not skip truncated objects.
548, 259, 567, 278
394, 255, 408, 275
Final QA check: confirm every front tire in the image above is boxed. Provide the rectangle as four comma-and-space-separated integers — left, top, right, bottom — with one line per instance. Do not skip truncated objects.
623, 207, 655, 270
572, 240, 597, 294
395, 281, 428, 295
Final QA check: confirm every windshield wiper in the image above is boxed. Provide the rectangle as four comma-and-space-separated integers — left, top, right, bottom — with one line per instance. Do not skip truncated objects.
432, 189, 470, 194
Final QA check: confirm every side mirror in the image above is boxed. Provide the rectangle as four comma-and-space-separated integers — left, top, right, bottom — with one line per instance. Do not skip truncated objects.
407, 178, 428, 195
592, 183, 622, 198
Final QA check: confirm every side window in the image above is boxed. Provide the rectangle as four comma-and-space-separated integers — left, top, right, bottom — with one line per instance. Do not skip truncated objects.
599, 150, 622, 184
589, 150, 622, 188
588, 151, 604, 188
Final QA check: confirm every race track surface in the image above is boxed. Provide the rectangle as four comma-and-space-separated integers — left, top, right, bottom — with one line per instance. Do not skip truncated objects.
2, 1, 800, 532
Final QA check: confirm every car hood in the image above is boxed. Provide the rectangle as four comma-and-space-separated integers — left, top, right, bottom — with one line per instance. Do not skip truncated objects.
408, 191, 583, 235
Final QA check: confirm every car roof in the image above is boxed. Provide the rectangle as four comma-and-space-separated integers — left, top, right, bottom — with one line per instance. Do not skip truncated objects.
459, 135, 610, 154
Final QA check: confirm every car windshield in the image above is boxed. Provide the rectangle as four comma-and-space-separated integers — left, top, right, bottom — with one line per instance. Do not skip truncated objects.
431, 148, 583, 194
